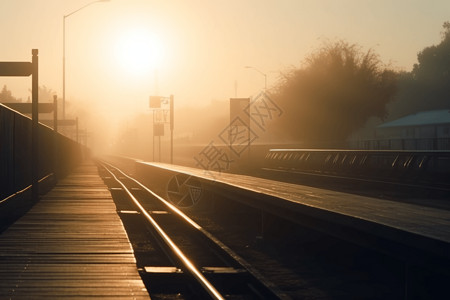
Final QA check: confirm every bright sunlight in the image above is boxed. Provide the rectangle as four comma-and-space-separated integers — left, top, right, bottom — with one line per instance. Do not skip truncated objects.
114, 28, 165, 76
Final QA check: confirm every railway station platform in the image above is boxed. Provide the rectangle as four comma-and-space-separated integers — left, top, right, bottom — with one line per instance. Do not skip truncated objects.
0, 161, 150, 299
135, 161, 450, 274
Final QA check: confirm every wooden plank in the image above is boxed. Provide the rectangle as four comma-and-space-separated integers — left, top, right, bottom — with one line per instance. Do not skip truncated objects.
0, 161, 150, 299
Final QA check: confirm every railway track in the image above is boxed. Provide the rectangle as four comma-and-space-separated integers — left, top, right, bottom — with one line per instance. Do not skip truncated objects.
97, 160, 287, 299
97, 156, 449, 299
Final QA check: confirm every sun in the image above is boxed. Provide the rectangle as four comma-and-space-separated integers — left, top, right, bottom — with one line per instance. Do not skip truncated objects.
114, 29, 165, 76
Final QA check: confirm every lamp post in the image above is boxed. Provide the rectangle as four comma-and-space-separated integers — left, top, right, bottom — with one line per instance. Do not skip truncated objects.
244, 65, 267, 91
63, 0, 109, 119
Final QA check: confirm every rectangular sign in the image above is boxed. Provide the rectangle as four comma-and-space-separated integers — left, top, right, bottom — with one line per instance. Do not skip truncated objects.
0, 62, 33, 76
56, 119, 77, 126
230, 98, 250, 127
2, 103, 54, 114
39, 119, 77, 127
154, 123, 164, 136
149, 96, 161, 108
154, 109, 170, 123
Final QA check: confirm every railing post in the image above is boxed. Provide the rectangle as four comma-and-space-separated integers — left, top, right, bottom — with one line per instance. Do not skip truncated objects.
53, 95, 58, 180
31, 49, 39, 202
170, 94, 174, 164
76, 117, 79, 143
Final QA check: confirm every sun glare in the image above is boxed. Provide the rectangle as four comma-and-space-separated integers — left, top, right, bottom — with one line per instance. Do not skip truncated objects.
114, 29, 165, 76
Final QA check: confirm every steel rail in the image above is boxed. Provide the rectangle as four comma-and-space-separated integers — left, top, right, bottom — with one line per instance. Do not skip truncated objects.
99, 161, 225, 300
100, 160, 287, 299
101, 161, 202, 229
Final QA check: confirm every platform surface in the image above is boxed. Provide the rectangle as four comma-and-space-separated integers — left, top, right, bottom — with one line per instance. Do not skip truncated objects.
0, 161, 150, 299
141, 162, 450, 261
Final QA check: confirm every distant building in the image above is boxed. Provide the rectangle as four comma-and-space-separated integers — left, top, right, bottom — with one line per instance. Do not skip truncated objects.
352, 110, 450, 150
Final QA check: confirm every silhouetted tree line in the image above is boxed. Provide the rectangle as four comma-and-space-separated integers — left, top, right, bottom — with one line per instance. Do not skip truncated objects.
387, 22, 450, 120
2, 23, 448, 148
270, 22, 450, 146
0, 85, 20, 103
270, 41, 397, 146
0, 85, 56, 104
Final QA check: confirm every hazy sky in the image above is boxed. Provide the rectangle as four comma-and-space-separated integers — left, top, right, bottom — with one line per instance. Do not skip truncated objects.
1, 0, 449, 122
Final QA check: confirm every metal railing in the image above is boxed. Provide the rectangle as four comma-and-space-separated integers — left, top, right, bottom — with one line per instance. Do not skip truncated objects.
0, 104, 87, 201
264, 149, 450, 188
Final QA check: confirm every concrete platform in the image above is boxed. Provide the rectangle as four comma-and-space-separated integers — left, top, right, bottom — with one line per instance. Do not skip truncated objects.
136, 161, 450, 273
0, 161, 150, 299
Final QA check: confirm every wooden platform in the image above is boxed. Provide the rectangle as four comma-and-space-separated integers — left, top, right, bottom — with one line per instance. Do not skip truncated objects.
136, 162, 450, 271
0, 161, 150, 299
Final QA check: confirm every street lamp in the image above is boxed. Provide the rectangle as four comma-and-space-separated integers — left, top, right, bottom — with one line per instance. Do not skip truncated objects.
244, 65, 267, 91
63, 0, 110, 119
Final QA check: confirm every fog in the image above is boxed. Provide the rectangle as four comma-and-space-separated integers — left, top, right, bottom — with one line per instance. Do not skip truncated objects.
1, 0, 450, 166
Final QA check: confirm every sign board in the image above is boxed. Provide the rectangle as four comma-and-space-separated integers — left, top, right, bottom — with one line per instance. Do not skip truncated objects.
149, 96, 161, 108
0, 62, 33, 76
230, 98, 250, 127
154, 109, 170, 124
154, 123, 164, 136
40, 119, 77, 127
2, 102, 54, 114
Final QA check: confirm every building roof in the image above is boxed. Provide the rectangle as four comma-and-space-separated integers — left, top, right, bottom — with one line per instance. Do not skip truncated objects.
378, 109, 450, 128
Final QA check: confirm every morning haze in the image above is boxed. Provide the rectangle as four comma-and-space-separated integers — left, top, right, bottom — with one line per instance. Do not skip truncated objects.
1, 0, 449, 158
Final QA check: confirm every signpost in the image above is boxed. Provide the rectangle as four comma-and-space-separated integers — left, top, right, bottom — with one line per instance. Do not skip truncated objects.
149, 95, 174, 163
230, 98, 250, 126
229, 98, 251, 157
2, 102, 54, 114
0, 50, 39, 201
